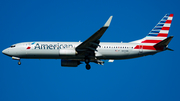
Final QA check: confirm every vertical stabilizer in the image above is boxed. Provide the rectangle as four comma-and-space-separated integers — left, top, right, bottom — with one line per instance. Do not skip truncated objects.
131, 14, 173, 46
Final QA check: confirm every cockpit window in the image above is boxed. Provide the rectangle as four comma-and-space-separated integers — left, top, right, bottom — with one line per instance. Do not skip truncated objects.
10, 45, 16, 48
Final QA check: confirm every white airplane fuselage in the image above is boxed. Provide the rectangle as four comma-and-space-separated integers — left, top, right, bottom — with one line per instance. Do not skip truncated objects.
2, 41, 157, 60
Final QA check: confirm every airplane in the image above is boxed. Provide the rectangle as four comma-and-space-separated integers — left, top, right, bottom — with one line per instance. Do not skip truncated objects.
2, 14, 174, 70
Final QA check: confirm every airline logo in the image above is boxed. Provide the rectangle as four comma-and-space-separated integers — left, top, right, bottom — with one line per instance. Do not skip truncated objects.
34, 43, 73, 49
26, 42, 35, 49
26, 42, 74, 50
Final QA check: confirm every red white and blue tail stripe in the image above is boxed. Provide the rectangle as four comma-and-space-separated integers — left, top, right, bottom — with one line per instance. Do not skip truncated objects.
146, 13, 173, 39
131, 14, 173, 50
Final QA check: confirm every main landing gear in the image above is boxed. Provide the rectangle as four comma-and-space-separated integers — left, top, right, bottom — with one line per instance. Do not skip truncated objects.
86, 64, 91, 70
85, 58, 91, 70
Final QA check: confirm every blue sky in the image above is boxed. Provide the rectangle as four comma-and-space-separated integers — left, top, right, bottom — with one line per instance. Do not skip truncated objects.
0, 0, 180, 101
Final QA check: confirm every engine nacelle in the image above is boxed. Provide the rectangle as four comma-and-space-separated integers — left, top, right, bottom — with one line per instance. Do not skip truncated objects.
61, 59, 80, 67
59, 49, 77, 55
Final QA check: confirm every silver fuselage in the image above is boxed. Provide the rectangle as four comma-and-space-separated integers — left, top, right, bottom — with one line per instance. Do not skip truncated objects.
2, 42, 158, 61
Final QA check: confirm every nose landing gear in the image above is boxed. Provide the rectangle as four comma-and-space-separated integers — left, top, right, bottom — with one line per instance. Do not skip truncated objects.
18, 61, 21, 65
12, 56, 21, 65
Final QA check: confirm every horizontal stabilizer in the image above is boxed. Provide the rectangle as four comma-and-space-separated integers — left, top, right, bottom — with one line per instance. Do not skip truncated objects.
166, 47, 174, 51
155, 36, 173, 47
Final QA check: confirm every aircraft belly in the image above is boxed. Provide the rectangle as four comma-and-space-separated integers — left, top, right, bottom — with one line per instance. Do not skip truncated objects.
25, 49, 59, 58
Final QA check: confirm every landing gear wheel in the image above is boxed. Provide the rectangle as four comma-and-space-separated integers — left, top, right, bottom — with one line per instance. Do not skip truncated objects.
18, 61, 21, 65
86, 64, 91, 70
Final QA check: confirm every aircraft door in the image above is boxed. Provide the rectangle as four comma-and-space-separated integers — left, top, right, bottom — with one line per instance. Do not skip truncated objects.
139, 44, 143, 54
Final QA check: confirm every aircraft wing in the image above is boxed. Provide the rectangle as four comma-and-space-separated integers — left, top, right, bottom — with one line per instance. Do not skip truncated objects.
76, 16, 113, 56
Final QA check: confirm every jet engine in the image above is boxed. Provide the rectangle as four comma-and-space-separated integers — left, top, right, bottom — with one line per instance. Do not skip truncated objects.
59, 49, 77, 55
61, 59, 80, 67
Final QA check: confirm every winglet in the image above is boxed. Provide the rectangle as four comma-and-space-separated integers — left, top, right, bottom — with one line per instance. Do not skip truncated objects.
103, 16, 113, 27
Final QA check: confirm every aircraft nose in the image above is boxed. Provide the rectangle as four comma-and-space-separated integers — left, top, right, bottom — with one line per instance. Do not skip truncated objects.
2, 48, 9, 55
